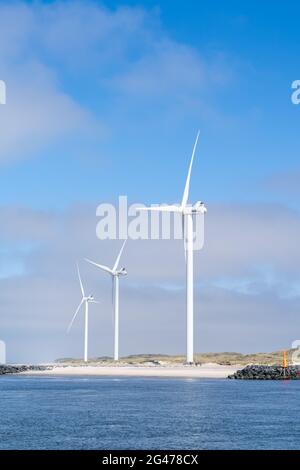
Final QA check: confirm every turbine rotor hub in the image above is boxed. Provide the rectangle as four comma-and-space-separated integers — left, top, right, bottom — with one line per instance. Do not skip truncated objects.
183, 201, 207, 215
115, 267, 127, 276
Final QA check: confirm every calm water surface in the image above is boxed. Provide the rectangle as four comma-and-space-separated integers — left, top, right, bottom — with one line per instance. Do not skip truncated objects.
0, 376, 298, 449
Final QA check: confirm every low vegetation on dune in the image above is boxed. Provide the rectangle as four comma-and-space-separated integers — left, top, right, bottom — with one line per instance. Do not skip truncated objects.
56, 349, 296, 366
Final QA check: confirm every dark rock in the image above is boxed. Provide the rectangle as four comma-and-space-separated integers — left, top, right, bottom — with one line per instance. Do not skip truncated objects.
0, 365, 52, 376
228, 365, 300, 380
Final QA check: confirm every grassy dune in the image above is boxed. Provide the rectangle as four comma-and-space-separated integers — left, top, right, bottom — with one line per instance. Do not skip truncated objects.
56, 349, 295, 366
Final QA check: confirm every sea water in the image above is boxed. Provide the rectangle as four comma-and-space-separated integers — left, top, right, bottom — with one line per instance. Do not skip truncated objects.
0, 376, 299, 450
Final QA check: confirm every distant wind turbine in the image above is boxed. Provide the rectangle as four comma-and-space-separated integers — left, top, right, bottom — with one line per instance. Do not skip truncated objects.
67, 264, 100, 363
137, 131, 207, 363
85, 240, 127, 361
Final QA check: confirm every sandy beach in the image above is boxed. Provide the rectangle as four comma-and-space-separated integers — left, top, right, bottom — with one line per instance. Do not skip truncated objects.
21, 363, 239, 379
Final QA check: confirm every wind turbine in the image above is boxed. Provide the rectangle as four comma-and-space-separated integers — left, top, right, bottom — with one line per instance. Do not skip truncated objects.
137, 131, 207, 363
85, 240, 127, 361
67, 264, 99, 363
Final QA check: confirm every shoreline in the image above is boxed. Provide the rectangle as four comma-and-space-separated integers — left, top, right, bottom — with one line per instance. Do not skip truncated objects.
20, 363, 239, 379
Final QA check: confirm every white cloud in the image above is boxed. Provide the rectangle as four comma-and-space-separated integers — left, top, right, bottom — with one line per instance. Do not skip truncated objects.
0, 1, 235, 163
0, 63, 99, 162
0, 2, 108, 163
1, 201, 300, 362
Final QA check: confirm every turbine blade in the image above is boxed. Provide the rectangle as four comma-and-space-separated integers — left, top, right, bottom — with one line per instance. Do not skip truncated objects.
181, 130, 200, 208
85, 258, 113, 275
113, 240, 127, 272
67, 298, 84, 333
90, 300, 100, 304
77, 263, 85, 297
137, 205, 181, 213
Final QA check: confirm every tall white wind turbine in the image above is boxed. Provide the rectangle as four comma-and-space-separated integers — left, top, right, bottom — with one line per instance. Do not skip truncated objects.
85, 240, 127, 361
138, 131, 207, 363
67, 264, 99, 363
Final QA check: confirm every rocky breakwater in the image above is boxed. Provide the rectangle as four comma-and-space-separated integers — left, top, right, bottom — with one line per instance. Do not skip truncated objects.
228, 365, 300, 380
0, 365, 52, 375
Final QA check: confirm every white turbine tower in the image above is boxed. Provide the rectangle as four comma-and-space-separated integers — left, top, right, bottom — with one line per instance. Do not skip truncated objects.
85, 240, 127, 361
138, 131, 207, 364
67, 264, 99, 363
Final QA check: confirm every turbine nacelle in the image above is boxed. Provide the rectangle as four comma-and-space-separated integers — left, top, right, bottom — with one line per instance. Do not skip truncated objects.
183, 201, 207, 215
86, 294, 94, 302
192, 201, 207, 214
115, 267, 127, 277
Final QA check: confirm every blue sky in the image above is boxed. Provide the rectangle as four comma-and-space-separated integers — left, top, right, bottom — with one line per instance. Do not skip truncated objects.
1, 1, 300, 361
0, 0, 299, 210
